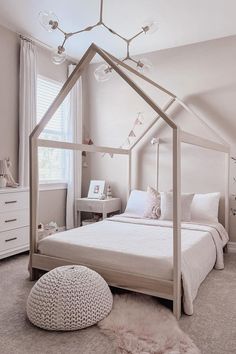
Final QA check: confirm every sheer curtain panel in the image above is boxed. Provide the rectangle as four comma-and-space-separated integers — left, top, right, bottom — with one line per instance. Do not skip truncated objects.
19, 38, 37, 186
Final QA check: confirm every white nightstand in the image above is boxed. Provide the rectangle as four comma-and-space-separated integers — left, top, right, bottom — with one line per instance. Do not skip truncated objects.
76, 198, 121, 227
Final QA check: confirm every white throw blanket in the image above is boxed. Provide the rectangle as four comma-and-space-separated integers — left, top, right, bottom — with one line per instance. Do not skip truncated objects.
109, 215, 229, 315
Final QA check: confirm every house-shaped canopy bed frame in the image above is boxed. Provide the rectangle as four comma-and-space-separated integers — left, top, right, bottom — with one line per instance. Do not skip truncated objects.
29, 43, 230, 319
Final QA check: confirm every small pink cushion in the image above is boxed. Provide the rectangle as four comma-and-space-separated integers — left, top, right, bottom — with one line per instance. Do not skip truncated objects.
143, 186, 161, 219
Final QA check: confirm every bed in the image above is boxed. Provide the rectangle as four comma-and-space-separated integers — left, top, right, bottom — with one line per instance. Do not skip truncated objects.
29, 44, 230, 319
38, 215, 228, 315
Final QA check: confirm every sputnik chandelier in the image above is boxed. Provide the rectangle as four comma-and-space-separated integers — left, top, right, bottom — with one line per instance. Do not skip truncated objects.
39, 0, 158, 81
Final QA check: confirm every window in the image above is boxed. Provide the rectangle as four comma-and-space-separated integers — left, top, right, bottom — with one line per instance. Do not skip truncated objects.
37, 75, 69, 184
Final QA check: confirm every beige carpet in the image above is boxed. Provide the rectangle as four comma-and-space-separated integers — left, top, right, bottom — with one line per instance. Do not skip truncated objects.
0, 253, 236, 354
180, 253, 236, 354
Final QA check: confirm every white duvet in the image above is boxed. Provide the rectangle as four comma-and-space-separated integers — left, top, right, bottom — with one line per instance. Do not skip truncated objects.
38, 215, 228, 315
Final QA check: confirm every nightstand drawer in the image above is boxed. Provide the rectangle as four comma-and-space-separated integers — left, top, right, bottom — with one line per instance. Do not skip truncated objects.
77, 200, 104, 213
0, 191, 29, 212
0, 210, 29, 232
0, 227, 29, 252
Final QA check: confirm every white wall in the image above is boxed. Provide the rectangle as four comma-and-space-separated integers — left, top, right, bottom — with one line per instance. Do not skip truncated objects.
0, 25, 19, 178
83, 35, 236, 241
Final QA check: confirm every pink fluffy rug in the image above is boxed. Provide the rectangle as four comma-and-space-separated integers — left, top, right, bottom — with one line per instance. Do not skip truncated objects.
98, 294, 200, 354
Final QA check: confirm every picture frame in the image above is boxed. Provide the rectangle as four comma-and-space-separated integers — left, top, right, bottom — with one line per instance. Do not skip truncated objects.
87, 180, 106, 199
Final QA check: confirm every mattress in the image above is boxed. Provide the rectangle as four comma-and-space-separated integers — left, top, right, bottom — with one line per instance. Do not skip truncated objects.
38, 216, 228, 315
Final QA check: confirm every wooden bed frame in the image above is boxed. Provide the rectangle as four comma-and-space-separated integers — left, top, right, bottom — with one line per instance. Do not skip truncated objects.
29, 43, 230, 319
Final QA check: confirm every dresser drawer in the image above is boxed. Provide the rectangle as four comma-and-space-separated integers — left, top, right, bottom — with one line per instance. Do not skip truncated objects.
0, 226, 29, 252
0, 209, 29, 232
0, 191, 29, 212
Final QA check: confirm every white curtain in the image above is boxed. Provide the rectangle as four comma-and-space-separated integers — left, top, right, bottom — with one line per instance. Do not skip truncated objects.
66, 64, 83, 229
19, 38, 37, 187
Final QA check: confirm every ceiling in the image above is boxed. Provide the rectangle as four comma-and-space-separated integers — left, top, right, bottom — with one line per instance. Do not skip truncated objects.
0, 0, 236, 61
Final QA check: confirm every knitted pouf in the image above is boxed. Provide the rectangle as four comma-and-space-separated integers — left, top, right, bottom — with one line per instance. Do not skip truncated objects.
27, 265, 113, 331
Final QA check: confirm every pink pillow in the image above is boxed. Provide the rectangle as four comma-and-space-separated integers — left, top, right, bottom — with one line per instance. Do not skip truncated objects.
143, 186, 161, 219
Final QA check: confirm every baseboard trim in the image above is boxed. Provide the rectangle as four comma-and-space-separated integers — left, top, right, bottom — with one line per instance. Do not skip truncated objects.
228, 242, 236, 253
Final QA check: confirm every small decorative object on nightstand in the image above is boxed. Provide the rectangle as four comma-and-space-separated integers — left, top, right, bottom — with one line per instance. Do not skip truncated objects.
106, 185, 112, 199
76, 197, 121, 227
99, 193, 106, 200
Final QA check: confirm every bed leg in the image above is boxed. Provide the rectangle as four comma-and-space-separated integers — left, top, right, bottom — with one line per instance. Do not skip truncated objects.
29, 267, 40, 281
173, 296, 181, 320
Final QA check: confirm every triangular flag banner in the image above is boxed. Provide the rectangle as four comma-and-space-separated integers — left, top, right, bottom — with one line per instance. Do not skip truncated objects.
129, 130, 136, 137
137, 112, 144, 123
109, 153, 114, 158
101, 153, 106, 158
135, 118, 142, 125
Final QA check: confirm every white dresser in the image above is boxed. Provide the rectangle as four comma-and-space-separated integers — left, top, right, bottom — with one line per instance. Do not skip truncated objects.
0, 188, 29, 259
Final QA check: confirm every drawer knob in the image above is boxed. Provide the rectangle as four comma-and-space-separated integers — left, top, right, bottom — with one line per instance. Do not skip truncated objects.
5, 237, 17, 242
5, 218, 17, 223
5, 200, 17, 204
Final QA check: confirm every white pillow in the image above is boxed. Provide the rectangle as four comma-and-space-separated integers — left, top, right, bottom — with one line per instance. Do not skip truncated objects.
191, 192, 220, 223
124, 190, 147, 217
160, 192, 194, 221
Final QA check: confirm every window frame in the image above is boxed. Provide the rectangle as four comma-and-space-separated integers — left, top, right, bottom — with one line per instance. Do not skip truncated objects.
37, 74, 69, 189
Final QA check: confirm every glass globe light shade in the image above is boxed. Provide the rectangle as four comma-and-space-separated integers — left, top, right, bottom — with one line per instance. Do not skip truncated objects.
136, 58, 152, 74
94, 64, 113, 82
51, 47, 66, 65
142, 20, 158, 35
39, 11, 59, 32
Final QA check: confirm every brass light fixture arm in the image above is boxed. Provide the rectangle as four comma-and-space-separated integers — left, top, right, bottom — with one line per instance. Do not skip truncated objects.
100, 0, 104, 23
128, 30, 145, 42
101, 23, 128, 42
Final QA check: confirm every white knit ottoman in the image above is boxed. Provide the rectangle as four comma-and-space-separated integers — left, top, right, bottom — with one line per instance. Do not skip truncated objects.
27, 265, 113, 331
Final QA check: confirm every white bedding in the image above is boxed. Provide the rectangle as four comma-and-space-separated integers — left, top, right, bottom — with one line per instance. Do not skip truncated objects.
38, 215, 228, 315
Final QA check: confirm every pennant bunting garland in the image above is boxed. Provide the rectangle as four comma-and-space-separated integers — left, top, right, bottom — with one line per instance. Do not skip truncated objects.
101, 112, 145, 158
137, 112, 144, 123
135, 118, 142, 125
101, 152, 114, 158
128, 130, 136, 137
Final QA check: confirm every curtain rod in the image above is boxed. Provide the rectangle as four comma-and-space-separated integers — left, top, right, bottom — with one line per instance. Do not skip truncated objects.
19, 33, 51, 49
18, 33, 78, 64
19, 34, 33, 43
